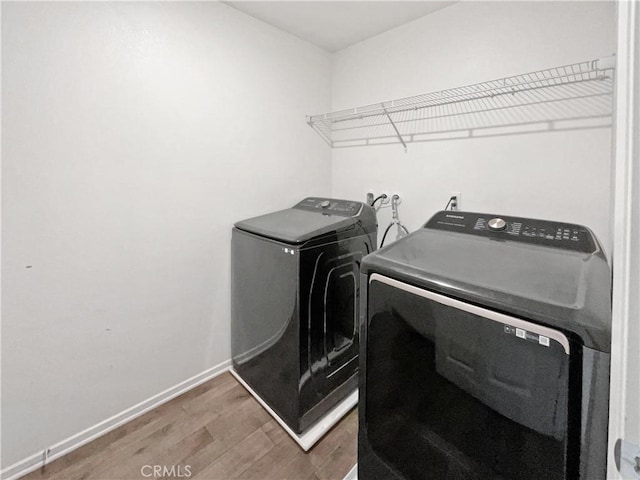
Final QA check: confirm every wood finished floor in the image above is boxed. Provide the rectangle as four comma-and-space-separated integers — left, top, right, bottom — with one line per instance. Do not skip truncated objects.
21, 372, 357, 480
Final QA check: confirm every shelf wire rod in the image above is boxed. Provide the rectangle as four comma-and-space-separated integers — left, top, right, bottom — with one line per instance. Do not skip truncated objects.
396, 90, 576, 123
326, 75, 613, 132
469, 72, 573, 104
327, 75, 611, 126
327, 90, 613, 135
329, 110, 614, 147
565, 84, 598, 106
316, 62, 612, 124
463, 75, 599, 109
310, 120, 334, 147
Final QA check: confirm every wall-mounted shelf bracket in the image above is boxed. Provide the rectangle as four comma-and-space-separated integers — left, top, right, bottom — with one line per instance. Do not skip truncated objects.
383, 108, 408, 152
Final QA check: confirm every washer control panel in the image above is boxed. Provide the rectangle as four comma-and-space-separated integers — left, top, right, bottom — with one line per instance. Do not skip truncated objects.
424, 211, 598, 253
294, 197, 363, 217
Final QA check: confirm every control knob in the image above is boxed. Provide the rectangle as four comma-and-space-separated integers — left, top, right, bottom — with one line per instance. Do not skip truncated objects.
488, 218, 507, 231
319, 200, 331, 209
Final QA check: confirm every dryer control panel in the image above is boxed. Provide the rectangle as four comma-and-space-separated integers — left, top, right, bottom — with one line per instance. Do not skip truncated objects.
294, 197, 363, 217
424, 211, 598, 253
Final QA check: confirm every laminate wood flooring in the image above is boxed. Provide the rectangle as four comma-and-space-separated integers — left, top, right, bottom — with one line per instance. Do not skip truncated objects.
21, 372, 358, 480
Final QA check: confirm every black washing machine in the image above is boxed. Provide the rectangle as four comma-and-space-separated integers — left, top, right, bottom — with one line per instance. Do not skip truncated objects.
231, 197, 377, 434
359, 211, 611, 480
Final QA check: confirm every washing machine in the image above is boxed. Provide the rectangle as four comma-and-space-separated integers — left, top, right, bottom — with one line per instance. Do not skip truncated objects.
231, 197, 377, 442
358, 210, 611, 480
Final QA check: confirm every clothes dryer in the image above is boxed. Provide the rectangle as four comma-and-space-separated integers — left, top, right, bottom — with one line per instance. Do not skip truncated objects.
359, 210, 611, 480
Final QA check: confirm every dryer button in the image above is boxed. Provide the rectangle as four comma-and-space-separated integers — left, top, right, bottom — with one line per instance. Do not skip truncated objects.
488, 218, 507, 231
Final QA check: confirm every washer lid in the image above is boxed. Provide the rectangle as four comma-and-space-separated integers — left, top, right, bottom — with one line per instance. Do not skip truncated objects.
362, 211, 612, 352
234, 197, 372, 245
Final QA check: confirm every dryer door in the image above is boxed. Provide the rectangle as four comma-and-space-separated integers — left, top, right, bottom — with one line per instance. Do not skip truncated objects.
362, 274, 580, 480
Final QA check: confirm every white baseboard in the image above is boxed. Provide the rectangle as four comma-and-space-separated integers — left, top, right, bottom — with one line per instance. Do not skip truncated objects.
1, 360, 232, 480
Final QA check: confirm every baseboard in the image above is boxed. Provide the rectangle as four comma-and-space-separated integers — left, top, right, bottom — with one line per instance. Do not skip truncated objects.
1, 360, 232, 480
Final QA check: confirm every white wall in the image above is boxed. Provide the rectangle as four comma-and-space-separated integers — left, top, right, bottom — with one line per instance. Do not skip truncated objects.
331, 1, 616, 253
1, 1, 331, 468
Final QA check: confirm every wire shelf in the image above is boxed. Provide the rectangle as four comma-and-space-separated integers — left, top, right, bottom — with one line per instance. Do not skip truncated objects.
307, 56, 616, 149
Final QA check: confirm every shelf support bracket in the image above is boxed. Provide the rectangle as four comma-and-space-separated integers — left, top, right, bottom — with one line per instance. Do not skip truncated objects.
383, 108, 408, 152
